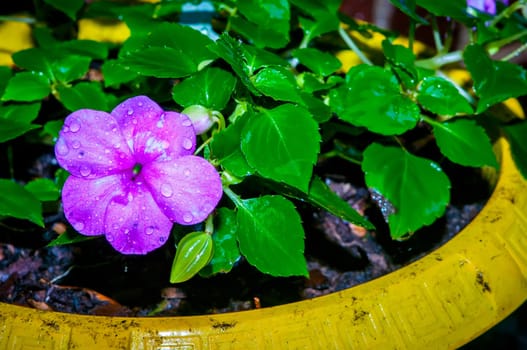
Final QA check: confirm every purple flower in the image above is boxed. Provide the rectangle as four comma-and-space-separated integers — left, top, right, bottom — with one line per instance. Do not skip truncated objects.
55, 96, 223, 255
467, 0, 509, 15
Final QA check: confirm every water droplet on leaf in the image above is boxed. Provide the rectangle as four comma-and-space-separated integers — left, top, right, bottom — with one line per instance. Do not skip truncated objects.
160, 183, 173, 197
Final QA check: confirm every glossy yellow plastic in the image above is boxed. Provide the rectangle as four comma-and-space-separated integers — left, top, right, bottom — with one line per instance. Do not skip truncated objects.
0, 137, 526, 349
0, 19, 33, 66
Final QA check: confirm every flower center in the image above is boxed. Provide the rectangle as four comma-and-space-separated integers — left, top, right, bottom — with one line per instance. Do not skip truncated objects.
132, 163, 142, 180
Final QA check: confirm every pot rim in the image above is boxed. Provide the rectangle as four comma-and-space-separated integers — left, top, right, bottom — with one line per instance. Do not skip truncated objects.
1, 136, 526, 349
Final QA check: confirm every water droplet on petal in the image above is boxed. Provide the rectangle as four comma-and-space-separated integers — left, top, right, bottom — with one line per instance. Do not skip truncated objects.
183, 213, 193, 223
159, 236, 167, 243
80, 165, 91, 177
69, 120, 81, 132
182, 138, 193, 150
127, 109, 134, 115
104, 149, 111, 154
127, 192, 133, 202
182, 119, 192, 127
55, 139, 69, 156
75, 222, 85, 231
160, 183, 173, 198
107, 235, 114, 242
132, 119, 138, 125
183, 168, 191, 177
113, 142, 121, 149
71, 140, 81, 149
145, 227, 154, 235
124, 228, 130, 234
137, 101, 144, 107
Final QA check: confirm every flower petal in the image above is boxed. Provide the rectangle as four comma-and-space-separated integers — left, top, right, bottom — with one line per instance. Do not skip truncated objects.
104, 178, 173, 255
143, 156, 223, 225
62, 174, 127, 235
111, 96, 196, 163
55, 110, 134, 179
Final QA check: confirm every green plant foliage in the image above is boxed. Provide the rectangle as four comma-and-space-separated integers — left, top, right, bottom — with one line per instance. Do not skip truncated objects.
362, 143, 451, 238
119, 22, 217, 78
290, 0, 341, 44
432, 118, 498, 168
241, 104, 320, 192
200, 208, 241, 276
172, 67, 236, 110
56, 82, 109, 111
0, 103, 41, 142
0, 119, 41, 143
0, 179, 44, 227
383, 40, 418, 87
504, 122, 527, 179
252, 66, 303, 103
47, 229, 98, 247
464, 44, 527, 114
2, 72, 50, 102
44, 0, 84, 19
418, 76, 474, 116
292, 48, 342, 77
170, 231, 214, 283
236, 195, 308, 277
25, 178, 60, 202
330, 65, 420, 135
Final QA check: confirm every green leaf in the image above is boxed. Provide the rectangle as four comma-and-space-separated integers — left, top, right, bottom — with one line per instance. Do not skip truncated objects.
12, 49, 55, 80
211, 111, 254, 178
292, 48, 342, 76
415, 0, 470, 20
43, 120, 64, 140
0, 119, 41, 143
330, 65, 420, 135
0, 179, 43, 227
291, 0, 341, 43
170, 231, 214, 283
0, 67, 12, 97
432, 118, 498, 168
101, 60, 139, 87
25, 178, 60, 202
252, 66, 303, 103
307, 177, 374, 229
120, 22, 216, 78
362, 143, 451, 238
2, 72, 50, 102
0, 102, 41, 124
236, 195, 307, 277
464, 44, 527, 113
418, 76, 473, 116
504, 121, 527, 179
200, 208, 241, 277
388, 0, 428, 24
241, 104, 320, 192
232, 0, 290, 48
56, 82, 109, 111
44, 0, 84, 19
47, 229, 98, 247
172, 67, 236, 110
208, 34, 261, 95
58, 40, 109, 60
51, 55, 91, 83
383, 40, 418, 87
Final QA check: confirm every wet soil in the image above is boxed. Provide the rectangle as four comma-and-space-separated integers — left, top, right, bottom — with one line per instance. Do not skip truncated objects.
0, 145, 488, 317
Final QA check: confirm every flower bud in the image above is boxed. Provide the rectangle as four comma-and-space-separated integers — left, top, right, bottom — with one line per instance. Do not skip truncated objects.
182, 105, 215, 135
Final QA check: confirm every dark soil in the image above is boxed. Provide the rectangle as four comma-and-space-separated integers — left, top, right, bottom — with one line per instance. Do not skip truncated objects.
0, 145, 488, 317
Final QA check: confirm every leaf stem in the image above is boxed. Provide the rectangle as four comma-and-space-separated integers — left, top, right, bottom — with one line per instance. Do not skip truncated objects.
223, 186, 243, 208
431, 17, 444, 53
501, 41, 527, 61
338, 27, 373, 65
415, 50, 463, 70
488, 0, 526, 28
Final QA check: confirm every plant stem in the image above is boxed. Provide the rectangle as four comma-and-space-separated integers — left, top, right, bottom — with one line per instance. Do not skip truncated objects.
431, 17, 444, 53
415, 50, 463, 70
488, 0, 526, 28
501, 41, 527, 61
223, 186, 243, 208
0, 16, 36, 24
338, 27, 373, 65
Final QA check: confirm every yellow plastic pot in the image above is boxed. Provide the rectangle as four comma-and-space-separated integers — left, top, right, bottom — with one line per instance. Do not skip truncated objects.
0, 136, 526, 349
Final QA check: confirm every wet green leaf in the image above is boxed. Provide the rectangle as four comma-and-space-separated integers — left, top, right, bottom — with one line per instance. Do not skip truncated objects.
432, 118, 498, 168
0, 102, 41, 124
101, 60, 139, 87
2, 72, 50, 102
44, 0, 84, 20
418, 76, 473, 116
200, 208, 241, 276
241, 104, 320, 192
252, 66, 303, 103
362, 143, 450, 238
0, 119, 40, 143
237, 195, 307, 277
170, 231, 214, 283
504, 121, 527, 179
293, 48, 342, 76
47, 229, 98, 247
330, 65, 420, 135
389, 0, 428, 24
172, 67, 236, 110
464, 44, 527, 114
56, 82, 109, 111
0, 179, 43, 227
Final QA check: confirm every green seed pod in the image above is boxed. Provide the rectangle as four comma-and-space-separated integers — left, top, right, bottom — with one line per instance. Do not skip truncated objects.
170, 231, 214, 283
